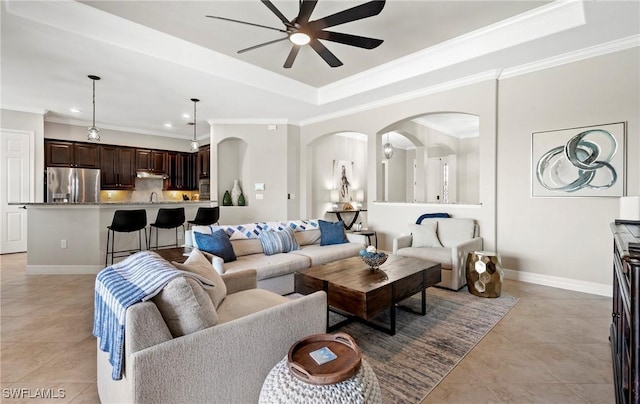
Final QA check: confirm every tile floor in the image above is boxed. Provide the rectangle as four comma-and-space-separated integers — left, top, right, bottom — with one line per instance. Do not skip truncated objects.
1, 252, 613, 403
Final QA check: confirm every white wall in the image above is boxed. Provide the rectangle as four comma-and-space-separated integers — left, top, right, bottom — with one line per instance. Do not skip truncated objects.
211, 123, 290, 223
1, 109, 45, 201
308, 133, 368, 220
497, 47, 639, 289
44, 121, 199, 152
301, 80, 498, 253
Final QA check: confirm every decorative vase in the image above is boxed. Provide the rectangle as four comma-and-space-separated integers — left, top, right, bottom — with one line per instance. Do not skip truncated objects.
238, 192, 246, 206
231, 180, 242, 206
222, 190, 232, 206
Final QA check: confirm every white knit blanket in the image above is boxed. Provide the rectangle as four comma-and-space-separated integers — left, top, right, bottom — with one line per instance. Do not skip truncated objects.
93, 251, 214, 380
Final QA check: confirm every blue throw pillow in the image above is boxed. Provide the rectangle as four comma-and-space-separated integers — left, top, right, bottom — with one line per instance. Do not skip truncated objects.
259, 228, 299, 256
194, 230, 236, 263
319, 220, 348, 246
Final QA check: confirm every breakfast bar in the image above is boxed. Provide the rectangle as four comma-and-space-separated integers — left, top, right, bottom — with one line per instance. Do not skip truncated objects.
17, 201, 216, 274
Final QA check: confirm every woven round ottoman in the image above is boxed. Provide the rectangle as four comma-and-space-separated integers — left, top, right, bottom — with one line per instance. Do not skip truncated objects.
259, 356, 381, 404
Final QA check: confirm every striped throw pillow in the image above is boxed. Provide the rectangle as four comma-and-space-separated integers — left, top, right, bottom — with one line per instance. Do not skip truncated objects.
259, 227, 299, 256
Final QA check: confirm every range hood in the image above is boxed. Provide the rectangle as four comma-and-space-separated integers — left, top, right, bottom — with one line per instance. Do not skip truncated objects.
136, 170, 168, 180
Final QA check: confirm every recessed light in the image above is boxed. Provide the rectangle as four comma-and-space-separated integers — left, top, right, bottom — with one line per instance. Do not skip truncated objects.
70, 108, 81, 113
182, 113, 190, 119
163, 122, 173, 128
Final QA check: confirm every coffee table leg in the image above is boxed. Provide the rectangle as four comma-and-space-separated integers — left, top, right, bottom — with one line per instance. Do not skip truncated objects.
390, 303, 396, 335
421, 270, 427, 315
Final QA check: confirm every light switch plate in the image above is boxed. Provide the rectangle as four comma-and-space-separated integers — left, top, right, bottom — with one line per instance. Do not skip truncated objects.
256, 193, 264, 200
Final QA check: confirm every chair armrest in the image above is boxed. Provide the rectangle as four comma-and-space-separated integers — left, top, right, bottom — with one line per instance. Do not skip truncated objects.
221, 269, 257, 294
127, 291, 327, 404
393, 235, 413, 253
198, 250, 225, 274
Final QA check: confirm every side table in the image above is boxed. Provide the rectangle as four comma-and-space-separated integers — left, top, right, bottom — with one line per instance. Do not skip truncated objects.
466, 251, 503, 298
351, 230, 377, 249
259, 357, 381, 403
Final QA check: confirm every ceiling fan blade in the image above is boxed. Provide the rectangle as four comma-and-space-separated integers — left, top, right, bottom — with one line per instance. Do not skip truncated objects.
316, 30, 383, 49
310, 0, 385, 30
206, 15, 286, 33
309, 39, 343, 67
237, 37, 289, 54
297, 0, 318, 24
284, 46, 300, 68
261, 0, 292, 27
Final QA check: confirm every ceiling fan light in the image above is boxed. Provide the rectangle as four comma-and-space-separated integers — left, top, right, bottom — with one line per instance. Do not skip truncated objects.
383, 142, 394, 159
87, 126, 100, 141
289, 32, 311, 46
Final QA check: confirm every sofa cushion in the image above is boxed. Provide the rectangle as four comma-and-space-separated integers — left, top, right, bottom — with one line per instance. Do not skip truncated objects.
230, 239, 264, 257
410, 222, 443, 248
396, 247, 453, 269
436, 218, 476, 247
259, 228, 299, 256
223, 253, 310, 281
294, 229, 321, 246
194, 229, 237, 263
152, 277, 218, 338
172, 249, 227, 309
216, 288, 289, 324
292, 242, 364, 266
319, 220, 348, 246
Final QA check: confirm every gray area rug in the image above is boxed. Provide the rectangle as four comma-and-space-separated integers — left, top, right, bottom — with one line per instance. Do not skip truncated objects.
326, 287, 519, 403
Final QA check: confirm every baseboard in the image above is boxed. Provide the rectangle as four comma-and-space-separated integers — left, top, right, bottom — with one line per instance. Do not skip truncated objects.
26, 265, 102, 275
503, 268, 612, 297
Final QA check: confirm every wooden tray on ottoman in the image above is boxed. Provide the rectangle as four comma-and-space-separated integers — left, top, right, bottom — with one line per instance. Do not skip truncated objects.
287, 332, 362, 385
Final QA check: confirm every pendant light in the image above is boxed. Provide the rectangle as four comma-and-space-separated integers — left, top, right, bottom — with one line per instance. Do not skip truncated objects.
87, 75, 101, 141
383, 133, 394, 159
189, 98, 200, 152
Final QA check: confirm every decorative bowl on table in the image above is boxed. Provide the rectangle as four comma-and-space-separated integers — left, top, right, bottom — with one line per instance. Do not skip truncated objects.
359, 247, 388, 270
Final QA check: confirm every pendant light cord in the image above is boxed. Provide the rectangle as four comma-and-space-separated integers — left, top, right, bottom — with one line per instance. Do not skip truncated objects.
92, 79, 96, 127
193, 100, 197, 141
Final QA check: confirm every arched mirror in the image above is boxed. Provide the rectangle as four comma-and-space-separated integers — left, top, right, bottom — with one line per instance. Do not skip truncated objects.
377, 112, 480, 204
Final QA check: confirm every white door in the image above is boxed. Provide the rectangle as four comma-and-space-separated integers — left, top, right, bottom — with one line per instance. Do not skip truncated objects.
0, 130, 32, 253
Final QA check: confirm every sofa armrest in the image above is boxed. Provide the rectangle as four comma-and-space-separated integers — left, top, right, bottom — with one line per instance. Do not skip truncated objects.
198, 250, 225, 274
346, 232, 366, 247
127, 291, 327, 404
393, 235, 413, 253
124, 302, 173, 358
451, 237, 484, 270
184, 230, 195, 248
221, 269, 258, 294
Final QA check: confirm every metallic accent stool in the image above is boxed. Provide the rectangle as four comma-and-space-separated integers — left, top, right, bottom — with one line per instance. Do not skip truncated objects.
466, 251, 503, 298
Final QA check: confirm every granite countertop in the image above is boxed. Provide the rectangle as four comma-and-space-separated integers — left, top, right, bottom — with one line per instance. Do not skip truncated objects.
10, 200, 217, 206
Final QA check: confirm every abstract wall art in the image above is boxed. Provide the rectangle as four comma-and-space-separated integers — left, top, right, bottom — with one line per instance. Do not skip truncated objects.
333, 160, 354, 202
532, 122, 625, 197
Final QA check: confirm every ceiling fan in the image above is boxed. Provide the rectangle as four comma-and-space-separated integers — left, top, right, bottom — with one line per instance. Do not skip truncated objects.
206, 0, 385, 68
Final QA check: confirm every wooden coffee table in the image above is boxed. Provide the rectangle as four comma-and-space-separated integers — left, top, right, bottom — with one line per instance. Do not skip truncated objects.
295, 255, 441, 335
152, 246, 193, 263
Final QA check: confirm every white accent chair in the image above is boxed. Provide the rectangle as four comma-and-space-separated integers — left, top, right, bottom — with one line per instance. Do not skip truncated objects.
392, 218, 483, 290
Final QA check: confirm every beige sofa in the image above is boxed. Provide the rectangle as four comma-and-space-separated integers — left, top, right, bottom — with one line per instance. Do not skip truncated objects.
186, 221, 366, 295
97, 266, 327, 404
393, 218, 483, 290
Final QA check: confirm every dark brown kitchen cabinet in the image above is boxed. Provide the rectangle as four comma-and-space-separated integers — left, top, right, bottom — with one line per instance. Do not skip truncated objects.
45, 140, 99, 168
611, 220, 640, 404
100, 146, 136, 189
136, 149, 167, 173
166, 152, 195, 190
197, 145, 210, 178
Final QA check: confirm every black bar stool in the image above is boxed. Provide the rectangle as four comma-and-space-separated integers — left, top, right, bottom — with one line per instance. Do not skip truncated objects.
106, 209, 147, 266
149, 207, 185, 249
187, 206, 220, 229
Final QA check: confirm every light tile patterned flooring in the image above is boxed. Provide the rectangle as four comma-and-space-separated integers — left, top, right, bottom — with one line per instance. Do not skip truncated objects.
1, 252, 613, 403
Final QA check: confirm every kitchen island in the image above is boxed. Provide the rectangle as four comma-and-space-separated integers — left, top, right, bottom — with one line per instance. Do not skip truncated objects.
14, 201, 217, 274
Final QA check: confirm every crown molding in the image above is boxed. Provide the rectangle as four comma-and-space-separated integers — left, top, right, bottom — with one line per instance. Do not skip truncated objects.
300, 70, 500, 127
500, 34, 640, 80
316, 0, 586, 104
208, 119, 289, 125
1, 105, 48, 115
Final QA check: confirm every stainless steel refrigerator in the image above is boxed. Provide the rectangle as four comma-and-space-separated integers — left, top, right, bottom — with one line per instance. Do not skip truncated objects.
46, 167, 100, 203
